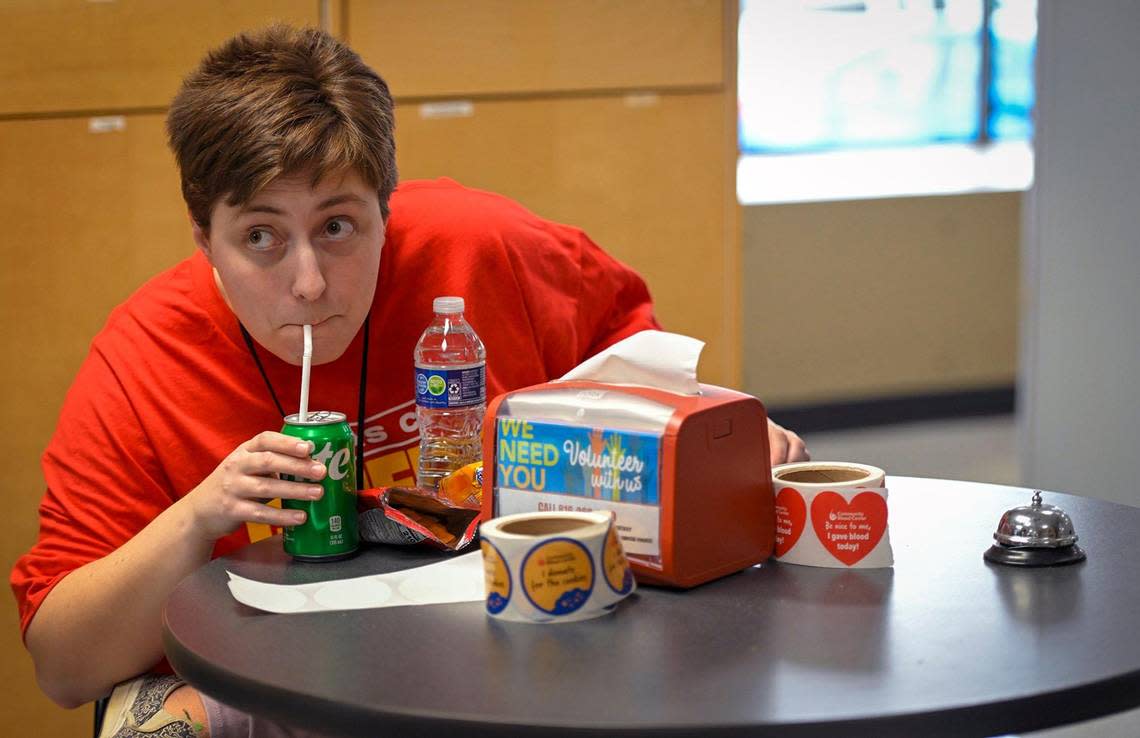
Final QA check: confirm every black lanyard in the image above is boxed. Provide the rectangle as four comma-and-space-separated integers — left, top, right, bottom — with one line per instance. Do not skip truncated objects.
239, 316, 370, 491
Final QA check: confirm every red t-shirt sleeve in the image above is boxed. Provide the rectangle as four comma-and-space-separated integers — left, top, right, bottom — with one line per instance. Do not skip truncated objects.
493, 212, 660, 376
10, 337, 173, 639
569, 227, 660, 359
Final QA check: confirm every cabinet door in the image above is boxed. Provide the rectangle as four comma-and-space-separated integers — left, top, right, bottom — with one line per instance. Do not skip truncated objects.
395, 92, 738, 386
0, 113, 193, 736
0, 114, 192, 540
0, 0, 319, 115
347, 0, 724, 98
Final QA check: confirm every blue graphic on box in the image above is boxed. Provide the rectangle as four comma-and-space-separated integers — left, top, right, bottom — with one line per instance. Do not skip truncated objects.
495, 418, 661, 505
414, 363, 485, 409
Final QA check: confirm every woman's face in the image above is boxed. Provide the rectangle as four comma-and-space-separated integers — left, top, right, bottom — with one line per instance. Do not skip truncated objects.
193, 169, 384, 365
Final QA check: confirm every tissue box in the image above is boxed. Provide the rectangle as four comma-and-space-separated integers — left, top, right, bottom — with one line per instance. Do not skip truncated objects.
480, 380, 775, 588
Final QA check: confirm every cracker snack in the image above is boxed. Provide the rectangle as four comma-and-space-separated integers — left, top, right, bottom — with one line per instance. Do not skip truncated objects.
357, 485, 480, 551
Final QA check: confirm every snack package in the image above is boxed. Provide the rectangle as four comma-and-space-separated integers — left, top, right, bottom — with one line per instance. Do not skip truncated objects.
437, 461, 483, 509
358, 486, 480, 552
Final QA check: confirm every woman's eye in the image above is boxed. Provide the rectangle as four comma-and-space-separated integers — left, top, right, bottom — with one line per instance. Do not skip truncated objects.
324, 217, 356, 239
246, 228, 277, 250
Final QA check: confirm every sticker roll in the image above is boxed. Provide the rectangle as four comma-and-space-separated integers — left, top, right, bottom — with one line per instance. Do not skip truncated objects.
771, 461, 893, 569
480, 511, 636, 623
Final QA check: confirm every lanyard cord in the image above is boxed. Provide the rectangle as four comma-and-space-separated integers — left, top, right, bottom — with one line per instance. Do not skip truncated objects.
239, 324, 285, 418
239, 317, 370, 491
357, 316, 370, 487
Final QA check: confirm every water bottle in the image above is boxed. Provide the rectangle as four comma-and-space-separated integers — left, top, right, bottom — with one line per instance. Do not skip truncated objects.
414, 296, 486, 489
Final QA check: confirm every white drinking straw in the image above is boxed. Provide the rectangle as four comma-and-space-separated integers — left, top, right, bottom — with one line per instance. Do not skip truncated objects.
299, 324, 313, 422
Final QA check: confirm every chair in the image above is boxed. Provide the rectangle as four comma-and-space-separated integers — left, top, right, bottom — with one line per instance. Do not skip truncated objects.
93, 695, 109, 737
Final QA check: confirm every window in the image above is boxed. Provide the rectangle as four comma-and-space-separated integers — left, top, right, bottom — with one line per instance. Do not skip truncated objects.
737, 0, 1036, 203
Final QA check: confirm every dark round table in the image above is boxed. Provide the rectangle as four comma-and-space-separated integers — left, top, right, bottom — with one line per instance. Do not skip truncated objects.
163, 478, 1140, 737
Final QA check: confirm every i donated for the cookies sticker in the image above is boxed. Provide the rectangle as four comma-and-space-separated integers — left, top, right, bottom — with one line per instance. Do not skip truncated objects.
521, 538, 595, 616
604, 525, 634, 595
482, 541, 511, 615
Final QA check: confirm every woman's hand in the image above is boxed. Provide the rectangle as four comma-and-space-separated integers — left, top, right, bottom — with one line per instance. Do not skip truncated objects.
182, 431, 325, 541
768, 419, 810, 465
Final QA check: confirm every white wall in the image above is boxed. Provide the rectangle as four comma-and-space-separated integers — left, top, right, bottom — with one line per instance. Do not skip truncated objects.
1021, 1, 1140, 505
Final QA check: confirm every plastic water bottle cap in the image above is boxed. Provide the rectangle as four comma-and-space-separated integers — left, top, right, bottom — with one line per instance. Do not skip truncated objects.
433, 296, 465, 314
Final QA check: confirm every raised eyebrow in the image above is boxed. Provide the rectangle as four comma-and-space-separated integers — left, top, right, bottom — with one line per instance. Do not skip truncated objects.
237, 195, 366, 216
318, 194, 369, 210
241, 204, 286, 215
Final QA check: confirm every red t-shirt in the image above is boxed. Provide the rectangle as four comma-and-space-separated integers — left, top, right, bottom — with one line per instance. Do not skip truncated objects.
11, 178, 658, 637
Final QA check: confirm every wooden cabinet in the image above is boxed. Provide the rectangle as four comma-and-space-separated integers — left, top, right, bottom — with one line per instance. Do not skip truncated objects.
0, 114, 192, 544
395, 91, 738, 385
352, 0, 740, 386
0, 0, 318, 115
0, 114, 192, 736
347, 0, 724, 98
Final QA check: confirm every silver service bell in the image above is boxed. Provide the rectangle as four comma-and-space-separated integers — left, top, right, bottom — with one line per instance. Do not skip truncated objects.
983, 491, 1087, 567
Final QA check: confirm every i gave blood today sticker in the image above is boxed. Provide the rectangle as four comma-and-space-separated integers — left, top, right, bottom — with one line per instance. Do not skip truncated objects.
810, 491, 888, 566
774, 486, 892, 568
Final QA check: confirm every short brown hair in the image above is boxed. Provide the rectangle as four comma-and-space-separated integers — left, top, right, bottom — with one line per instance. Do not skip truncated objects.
167, 25, 397, 228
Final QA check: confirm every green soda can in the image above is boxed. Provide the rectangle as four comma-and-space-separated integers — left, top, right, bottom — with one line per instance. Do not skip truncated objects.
280, 410, 359, 561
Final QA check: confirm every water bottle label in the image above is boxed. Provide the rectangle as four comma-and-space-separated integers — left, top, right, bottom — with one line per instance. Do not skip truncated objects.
415, 363, 486, 409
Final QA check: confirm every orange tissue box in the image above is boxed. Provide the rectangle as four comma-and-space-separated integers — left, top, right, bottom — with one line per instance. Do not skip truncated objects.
480, 380, 775, 588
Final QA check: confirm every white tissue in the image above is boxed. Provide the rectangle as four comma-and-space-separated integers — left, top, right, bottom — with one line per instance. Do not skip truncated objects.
558, 330, 704, 395
225, 551, 484, 614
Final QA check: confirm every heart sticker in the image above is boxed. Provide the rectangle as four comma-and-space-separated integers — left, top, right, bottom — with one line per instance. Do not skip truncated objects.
810, 491, 888, 566
774, 486, 807, 557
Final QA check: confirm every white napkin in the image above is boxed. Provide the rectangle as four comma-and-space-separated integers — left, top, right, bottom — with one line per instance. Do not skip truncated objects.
225, 551, 484, 614
558, 330, 704, 395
